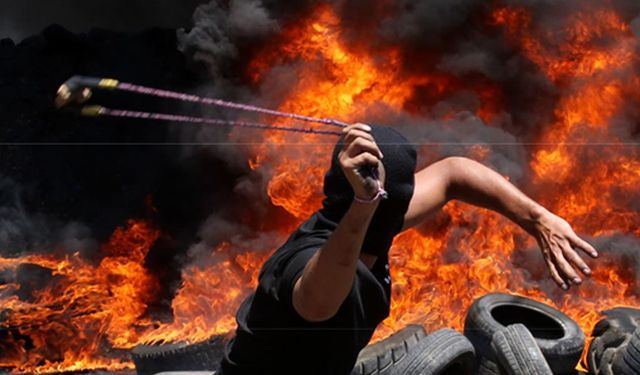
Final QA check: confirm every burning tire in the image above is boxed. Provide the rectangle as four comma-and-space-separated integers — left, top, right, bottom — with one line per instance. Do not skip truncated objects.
351, 324, 426, 375
131, 335, 225, 375
491, 324, 553, 375
587, 307, 640, 373
463, 293, 585, 375
392, 328, 475, 375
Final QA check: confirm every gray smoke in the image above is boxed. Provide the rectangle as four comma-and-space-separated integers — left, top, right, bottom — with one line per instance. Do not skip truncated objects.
178, 2, 246, 79
0, 176, 98, 257
0, 1, 638, 366
177, 0, 320, 79
632, 17, 640, 37
593, 235, 640, 295
402, 114, 526, 181
379, 0, 485, 49
438, 43, 505, 82
176, 2, 640, 298
175, 1, 327, 261
175, 0, 621, 252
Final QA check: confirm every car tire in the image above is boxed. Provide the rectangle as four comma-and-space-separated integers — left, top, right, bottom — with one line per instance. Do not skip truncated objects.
597, 347, 618, 375
393, 328, 475, 375
491, 324, 552, 375
476, 357, 502, 375
587, 307, 640, 373
351, 324, 427, 375
131, 335, 225, 375
463, 293, 584, 374
612, 328, 640, 375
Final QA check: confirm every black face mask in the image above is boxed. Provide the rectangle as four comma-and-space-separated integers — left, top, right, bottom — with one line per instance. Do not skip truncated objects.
319, 125, 417, 257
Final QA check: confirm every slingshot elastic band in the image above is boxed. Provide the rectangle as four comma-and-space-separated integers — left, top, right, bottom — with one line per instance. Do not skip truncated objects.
117, 82, 349, 128
55, 76, 382, 189
56, 76, 349, 134
81, 106, 343, 136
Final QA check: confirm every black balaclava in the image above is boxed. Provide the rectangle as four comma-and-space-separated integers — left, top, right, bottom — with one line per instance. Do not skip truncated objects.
319, 125, 417, 257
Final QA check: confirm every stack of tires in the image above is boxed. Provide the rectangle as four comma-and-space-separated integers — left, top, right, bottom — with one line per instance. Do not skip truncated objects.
463, 293, 586, 375
131, 325, 478, 375
587, 307, 640, 374
133, 295, 640, 375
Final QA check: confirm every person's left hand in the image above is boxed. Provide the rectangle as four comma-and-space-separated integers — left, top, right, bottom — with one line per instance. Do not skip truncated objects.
530, 210, 599, 290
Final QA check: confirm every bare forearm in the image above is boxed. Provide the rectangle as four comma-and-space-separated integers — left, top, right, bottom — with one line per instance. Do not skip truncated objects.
405, 157, 598, 291
293, 201, 378, 321
446, 157, 545, 233
447, 158, 600, 289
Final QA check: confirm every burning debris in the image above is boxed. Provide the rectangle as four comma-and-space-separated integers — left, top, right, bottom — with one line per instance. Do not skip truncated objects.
0, 0, 640, 373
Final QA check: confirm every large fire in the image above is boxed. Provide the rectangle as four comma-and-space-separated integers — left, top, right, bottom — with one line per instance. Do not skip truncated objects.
1, 2, 639, 373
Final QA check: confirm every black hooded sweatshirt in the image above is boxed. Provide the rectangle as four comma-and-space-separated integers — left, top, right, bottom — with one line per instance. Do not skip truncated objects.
220, 126, 417, 375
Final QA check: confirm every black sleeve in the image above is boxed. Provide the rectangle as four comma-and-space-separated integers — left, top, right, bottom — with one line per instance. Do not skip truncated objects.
276, 247, 319, 310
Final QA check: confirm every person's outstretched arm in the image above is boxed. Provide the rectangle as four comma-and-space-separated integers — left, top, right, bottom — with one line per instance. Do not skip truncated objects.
402, 156, 598, 290
292, 123, 386, 322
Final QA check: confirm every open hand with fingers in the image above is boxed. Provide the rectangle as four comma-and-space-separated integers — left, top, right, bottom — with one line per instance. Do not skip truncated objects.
530, 210, 599, 290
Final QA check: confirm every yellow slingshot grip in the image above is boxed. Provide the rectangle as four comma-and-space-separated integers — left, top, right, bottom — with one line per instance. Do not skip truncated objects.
81, 105, 105, 116
98, 79, 119, 89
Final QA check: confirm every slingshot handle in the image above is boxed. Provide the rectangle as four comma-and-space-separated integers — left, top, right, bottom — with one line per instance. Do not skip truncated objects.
63, 76, 119, 91
55, 76, 120, 108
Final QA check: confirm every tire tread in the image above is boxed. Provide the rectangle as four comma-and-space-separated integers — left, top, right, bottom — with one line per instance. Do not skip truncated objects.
491, 324, 552, 375
131, 336, 224, 375
394, 328, 475, 375
351, 324, 426, 375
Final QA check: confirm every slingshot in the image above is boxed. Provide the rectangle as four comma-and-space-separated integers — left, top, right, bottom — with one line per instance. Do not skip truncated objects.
55, 76, 385, 196
55, 76, 347, 136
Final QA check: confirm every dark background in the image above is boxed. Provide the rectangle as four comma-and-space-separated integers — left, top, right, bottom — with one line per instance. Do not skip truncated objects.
1, 0, 209, 41
0, 0, 272, 314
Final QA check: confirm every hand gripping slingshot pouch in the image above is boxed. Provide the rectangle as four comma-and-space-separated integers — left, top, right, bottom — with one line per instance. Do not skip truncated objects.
320, 125, 416, 257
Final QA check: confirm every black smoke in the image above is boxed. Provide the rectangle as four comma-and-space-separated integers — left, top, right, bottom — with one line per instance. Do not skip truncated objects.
1, 0, 638, 288
0, 22, 291, 319
1, 1, 639, 366
177, 0, 640, 280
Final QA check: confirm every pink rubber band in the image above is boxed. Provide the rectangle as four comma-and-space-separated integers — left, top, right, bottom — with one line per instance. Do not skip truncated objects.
354, 187, 388, 204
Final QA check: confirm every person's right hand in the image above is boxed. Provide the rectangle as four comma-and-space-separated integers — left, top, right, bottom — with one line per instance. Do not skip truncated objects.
339, 123, 386, 200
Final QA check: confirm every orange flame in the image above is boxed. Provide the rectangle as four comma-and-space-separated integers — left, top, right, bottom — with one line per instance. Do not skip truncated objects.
245, 3, 640, 343
0, 220, 159, 373
1, 2, 639, 373
137, 243, 270, 345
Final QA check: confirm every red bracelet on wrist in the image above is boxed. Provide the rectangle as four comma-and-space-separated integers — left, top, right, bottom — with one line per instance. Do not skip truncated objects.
354, 187, 388, 204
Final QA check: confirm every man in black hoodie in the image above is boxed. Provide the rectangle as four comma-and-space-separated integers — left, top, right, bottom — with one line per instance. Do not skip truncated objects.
220, 123, 598, 375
